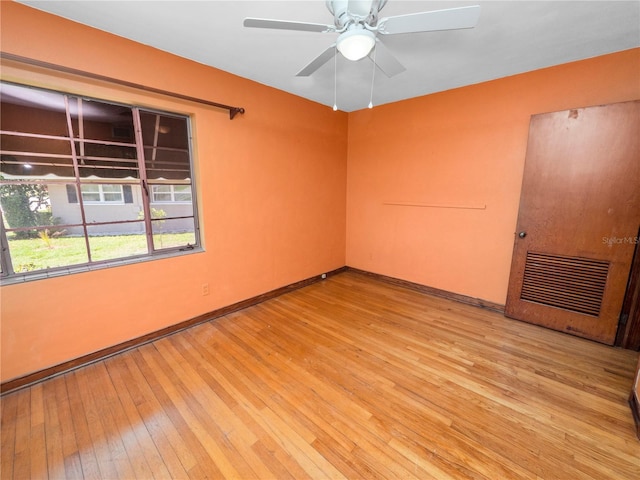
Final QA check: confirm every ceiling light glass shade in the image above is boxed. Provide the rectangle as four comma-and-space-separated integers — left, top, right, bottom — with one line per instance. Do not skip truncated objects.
336, 29, 376, 61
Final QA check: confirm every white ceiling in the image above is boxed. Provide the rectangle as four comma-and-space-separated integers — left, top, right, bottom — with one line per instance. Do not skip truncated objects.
18, 1, 640, 112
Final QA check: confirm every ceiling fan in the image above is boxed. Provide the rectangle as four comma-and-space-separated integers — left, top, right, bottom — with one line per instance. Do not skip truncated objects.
244, 0, 481, 78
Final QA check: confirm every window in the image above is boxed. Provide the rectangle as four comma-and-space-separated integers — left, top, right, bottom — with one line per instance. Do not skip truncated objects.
151, 184, 193, 203
0, 82, 200, 282
81, 184, 124, 203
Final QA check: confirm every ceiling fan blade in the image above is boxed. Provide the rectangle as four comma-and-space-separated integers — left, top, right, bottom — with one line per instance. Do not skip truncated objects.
378, 5, 480, 35
244, 18, 334, 33
296, 44, 337, 77
370, 40, 405, 78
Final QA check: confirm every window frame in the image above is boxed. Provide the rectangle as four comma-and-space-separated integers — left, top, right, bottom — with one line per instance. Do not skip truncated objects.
0, 81, 202, 284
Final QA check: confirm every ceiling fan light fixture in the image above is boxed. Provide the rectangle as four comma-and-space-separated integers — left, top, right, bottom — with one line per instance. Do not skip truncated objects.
336, 28, 375, 61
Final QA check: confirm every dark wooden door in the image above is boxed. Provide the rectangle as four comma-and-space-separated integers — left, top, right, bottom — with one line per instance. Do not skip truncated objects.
505, 101, 640, 345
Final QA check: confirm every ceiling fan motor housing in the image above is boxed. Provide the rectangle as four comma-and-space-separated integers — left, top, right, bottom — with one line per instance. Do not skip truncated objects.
326, 0, 387, 29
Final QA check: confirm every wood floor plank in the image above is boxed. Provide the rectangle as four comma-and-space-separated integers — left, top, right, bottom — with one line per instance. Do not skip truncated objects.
11, 388, 31, 480
250, 438, 299, 480
74, 365, 134, 479
63, 373, 101, 480
218, 310, 371, 449
129, 347, 228, 478
42, 378, 69, 479
156, 336, 278, 479
28, 383, 49, 480
137, 344, 252, 479
103, 356, 173, 479
188, 323, 348, 478
1, 391, 18, 480
92, 362, 146, 479
2, 271, 639, 479
52, 376, 83, 479
180, 327, 314, 479
118, 353, 194, 479
166, 332, 310, 480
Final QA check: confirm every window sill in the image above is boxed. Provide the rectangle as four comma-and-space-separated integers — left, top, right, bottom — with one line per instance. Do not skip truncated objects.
0, 246, 204, 286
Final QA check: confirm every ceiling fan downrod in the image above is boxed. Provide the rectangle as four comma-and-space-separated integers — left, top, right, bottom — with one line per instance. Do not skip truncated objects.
326, 0, 388, 30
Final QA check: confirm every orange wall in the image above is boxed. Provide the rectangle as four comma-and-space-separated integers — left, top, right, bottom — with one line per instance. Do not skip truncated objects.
346, 48, 640, 304
0, 2, 348, 382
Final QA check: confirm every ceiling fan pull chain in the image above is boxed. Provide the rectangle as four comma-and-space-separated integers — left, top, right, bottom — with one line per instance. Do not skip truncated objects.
369, 43, 377, 109
333, 44, 338, 111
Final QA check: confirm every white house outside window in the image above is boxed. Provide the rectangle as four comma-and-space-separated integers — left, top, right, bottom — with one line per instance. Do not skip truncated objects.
0, 81, 201, 283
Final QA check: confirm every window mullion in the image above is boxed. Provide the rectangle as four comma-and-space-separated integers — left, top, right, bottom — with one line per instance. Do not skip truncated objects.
151, 114, 161, 165
64, 95, 93, 263
132, 108, 154, 254
0, 218, 15, 276
78, 98, 86, 160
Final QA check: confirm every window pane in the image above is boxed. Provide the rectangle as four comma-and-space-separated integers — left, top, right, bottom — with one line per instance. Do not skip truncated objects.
141, 111, 191, 181
150, 185, 169, 203
152, 217, 196, 250
140, 112, 189, 149
101, 184, 124, 203
1, 134, 71, 156
173, 185, 192, 202
76, 142, 139, 179
85, 213, 145, 232
80, 184, 100, 202
69, 98, 135, 143
0, 152, 75, 179
1, 83, 75, 180
5, 227, 89, 272
0, 182, 57, 231
80, 142, 137, 159
151, 203, 193, 221
0, 134, 74, 179
152, 185, 171, 193
0, 83, 69, 137
143, 149, 191, 181
69, 97, 139, 180
101, 184, 122, 193
87, 226, 148, 262
82, 193, 100, 202
49, 183, 84, 233
152, 193, 172, 202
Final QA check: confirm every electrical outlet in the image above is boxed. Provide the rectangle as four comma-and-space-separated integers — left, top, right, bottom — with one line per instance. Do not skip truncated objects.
202, 283, 210, 296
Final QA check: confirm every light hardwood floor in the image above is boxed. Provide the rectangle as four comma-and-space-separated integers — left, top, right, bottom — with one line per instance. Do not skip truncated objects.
2, 271, 639, 479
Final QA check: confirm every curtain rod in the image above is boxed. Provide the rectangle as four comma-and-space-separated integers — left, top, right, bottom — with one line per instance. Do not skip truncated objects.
0, 52, 246, 120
